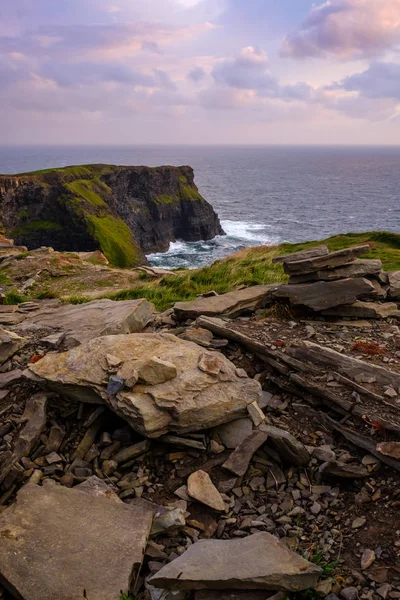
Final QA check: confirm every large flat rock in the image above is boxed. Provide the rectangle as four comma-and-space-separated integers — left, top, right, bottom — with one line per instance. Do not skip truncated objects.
272, 278, 375, 312
288, 259, 382, 284
272, 245, 329, 264
283, 245, 370, 275
322, 301, 400, 319
0, 483, 153, 600
149, 532, 322, 591
388, 271, 400, 299
174, 286, 276, 320
20, 298, 154, 347
29, 333, 261, 437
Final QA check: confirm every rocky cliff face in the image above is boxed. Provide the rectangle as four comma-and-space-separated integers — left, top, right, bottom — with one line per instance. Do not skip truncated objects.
0, 164, 224, 267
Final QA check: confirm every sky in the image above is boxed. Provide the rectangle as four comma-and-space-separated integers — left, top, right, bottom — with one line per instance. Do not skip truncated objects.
2, 0, 400, 145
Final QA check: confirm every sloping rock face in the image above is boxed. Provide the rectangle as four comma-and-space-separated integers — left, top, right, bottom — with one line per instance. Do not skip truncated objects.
29, 333, 261, 437
0, 164, 224, 267
20, 298, 154, 347
0, 483, 153, 600
149, 532, 322, 591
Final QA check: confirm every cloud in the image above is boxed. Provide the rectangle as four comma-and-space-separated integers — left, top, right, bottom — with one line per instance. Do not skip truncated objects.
334, 61, 400, 99
188, 66, 206, 82
282, 0, 400, 60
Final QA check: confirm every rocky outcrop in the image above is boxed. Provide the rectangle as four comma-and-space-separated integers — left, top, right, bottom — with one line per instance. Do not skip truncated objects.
0, 164, 224, 267
29, 332, 262, 437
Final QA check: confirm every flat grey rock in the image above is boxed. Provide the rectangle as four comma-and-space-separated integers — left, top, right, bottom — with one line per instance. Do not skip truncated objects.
272, 245, 329, 265
289, 259, 382, 284
223, 430, 268, 476
282, 245, 370, 275
149, 532, 322, 591
0, 483, 153, 600
273, 278, 375, 312
260, 424, 310, 467
322, 301, 400, 319
174, 286, 276, 320
213, 418, 253, 449
21, 298, 154, 347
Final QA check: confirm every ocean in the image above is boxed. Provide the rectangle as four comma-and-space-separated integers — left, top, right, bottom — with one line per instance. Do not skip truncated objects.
1, 145, 400, 269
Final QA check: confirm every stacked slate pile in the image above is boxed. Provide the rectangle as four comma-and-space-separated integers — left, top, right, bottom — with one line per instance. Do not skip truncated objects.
272, 244, 400, 318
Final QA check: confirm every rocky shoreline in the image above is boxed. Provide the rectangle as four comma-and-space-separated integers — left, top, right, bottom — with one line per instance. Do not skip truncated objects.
0, 241, 400, 600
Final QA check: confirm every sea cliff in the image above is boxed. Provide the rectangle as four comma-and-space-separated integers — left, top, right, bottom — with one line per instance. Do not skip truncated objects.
0, 164, 224, 267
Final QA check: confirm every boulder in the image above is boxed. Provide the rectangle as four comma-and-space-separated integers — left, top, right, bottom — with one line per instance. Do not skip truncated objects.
174, 285, 276, 320
20, 298, 154, 347
149, 532, 322, 591
288, 259, 382, 284
0, 327, 27, 365
29, 333, 261, 438
273, 245, 329, 265
273, 278, 375, 312
0, 483, 154, 600
388, 271, 400, 299
282, 245, 370, 275
322, 301, 400, 319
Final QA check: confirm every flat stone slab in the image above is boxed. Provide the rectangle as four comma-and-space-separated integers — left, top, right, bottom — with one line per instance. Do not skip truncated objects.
149, 532, 322, 591
283, 245, 370, 275
388, 271, 400, 299
223, 430, 268, 476
259, 425, 310, 467
273, 245, 329, 264
289, 259, 382, 284
322, 301, 400, 319
174, 286, 276, 320
30, 333, 261, 438
20, 298, 154, 347
0, 483, 153, 600
273, 278, 375, 312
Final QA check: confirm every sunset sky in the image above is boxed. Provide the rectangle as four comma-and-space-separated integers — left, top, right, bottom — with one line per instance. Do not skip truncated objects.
2, 0, 400, 144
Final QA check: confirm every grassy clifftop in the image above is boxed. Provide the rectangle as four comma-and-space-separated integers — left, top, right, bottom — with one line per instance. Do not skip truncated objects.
59, 231, 400, 310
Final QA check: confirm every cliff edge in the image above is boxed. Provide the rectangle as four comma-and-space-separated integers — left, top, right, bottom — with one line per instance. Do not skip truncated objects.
0, 164, 224, 267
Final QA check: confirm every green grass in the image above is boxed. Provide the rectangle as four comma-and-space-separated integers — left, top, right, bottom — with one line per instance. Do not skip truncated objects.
153, 193, 179, 205
86, 215, 140, 268
65, 179, 109, 208
4, 291, 29, 305
12, 220, 62, 237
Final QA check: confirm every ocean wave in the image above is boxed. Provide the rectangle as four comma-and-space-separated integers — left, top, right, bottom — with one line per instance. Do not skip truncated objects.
146, 220, 280, 270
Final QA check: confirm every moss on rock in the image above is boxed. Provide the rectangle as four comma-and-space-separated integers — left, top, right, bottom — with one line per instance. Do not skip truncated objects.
86, 215, 140, 268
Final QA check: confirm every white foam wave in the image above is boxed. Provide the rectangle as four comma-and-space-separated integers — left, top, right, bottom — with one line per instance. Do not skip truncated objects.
146, 219, 280, 270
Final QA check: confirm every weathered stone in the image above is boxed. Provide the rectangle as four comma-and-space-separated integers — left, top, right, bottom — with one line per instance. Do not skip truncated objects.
0, 327, 27, 365
320, 461, 369, 479
213, 418, 253, 449
194, 592, 278, 600
0, 368, 22, 388
174, 286, 276, 320
30, 333, 261, 438
40, 331, 66, 348
340, 587, 359, 600
76, 475, 121, 503
0, 483, 153, 600
376, 442, 400, 459
247, 401, 266, 426
139, 357, 178, 385
322, 301, 399, 319
260, 425, 310, 466
149, 532, 322, 591
273, 278, 375, 312
151, 507, 186, 535
388, 271, 400, 299
21, 298, 154, 347
361, 549, 376, 570
282, 245, 370, 275
288, 259, 382, 284
273, 245, 329, 265
187, 470, 226, 512
181, 328, 214, 347
112, 440, 150, 463
223, 430, 268, 477
0, 393, 47, 484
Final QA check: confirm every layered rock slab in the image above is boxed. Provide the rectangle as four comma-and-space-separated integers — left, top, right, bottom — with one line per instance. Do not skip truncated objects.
149, 532, 322, 591
174, 285, 276, 320
0, 483, 153, 600
282, 245, 370, 275
288, 259, 382, 284
29, 333, 261, 437
20, 298, 154, 346
273, 278, 375, 312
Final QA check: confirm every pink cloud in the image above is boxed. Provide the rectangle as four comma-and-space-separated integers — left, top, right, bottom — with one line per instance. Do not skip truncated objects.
282, 0, 400, 60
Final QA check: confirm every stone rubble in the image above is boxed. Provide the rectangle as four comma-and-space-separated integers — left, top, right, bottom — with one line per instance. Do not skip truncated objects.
0, 242, 400, 600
